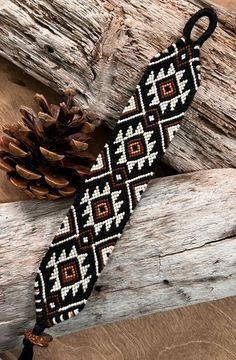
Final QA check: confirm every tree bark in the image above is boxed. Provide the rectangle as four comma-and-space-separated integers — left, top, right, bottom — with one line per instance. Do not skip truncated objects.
0, 168, 236, 351
0, 1, 235, 173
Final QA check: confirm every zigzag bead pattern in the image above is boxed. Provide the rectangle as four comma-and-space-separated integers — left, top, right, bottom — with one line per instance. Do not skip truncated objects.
35, 36, 201, 327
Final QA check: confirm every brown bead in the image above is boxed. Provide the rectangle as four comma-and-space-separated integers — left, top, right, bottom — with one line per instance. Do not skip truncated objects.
23, 328, 53, 347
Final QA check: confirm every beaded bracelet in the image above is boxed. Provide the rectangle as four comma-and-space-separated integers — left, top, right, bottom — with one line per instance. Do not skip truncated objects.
18, 7, 217, 359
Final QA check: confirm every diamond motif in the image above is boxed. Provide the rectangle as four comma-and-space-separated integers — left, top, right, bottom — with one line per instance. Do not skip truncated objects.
159, 79, 176, 99
175, 45, 192, 68
76, 228, 94, 251
80, 182, 125, 235
126, 137, 144, 159
59, 261, 79, 286
45, 295, 61, 316
114, 122, 158, 172
145, 62, 190, 114
110, 167, 128, 189
93, 198, 112, 221
35, 37, 201, 326
144, 108, 160, 129
46, 246, 92, 300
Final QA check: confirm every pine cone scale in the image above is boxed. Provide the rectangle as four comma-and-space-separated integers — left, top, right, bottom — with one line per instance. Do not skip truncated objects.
40, 147, 65, 161
8, 142, 29, 157
0, 89, 98, 200
58, 185, 76, 197
9, 175, 28, 189
0, 158, 15, 172
30, 184, 49, 197
38, 112, 56, 128
70, 139, 88, 152
34, 94, 51, 114
16, 164, 42, 180
45, 174, 69, 189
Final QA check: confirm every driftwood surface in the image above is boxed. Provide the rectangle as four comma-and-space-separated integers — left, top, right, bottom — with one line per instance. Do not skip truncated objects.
2, 298, 236, 360
0, 168, 236, 351
0, 1, 235, 173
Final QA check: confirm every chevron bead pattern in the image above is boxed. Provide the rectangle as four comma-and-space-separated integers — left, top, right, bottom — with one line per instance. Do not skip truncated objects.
35, 37, 201, 327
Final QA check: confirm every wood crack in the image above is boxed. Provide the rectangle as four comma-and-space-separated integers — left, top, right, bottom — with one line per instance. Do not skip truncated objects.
159, 233, 236, 259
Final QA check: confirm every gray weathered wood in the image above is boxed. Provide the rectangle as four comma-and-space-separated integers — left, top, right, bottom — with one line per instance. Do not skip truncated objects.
0, 1, 235, 173
0, 168, 236, 351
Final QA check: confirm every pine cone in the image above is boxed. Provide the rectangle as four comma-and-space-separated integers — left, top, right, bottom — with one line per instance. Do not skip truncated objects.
0, 89, 98, 200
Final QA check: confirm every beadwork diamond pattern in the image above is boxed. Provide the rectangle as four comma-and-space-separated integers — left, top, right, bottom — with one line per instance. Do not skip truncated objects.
35, 37, 201, 327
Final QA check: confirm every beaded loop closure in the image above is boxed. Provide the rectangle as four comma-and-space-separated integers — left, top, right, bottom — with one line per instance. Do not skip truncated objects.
31, 8, 217, 328
183, 8, 217, 46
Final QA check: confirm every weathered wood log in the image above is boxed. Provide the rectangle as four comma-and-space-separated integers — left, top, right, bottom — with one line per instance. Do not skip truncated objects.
3, 297, 236, 360
0, 168, 236, 351
0, 1, 235, 173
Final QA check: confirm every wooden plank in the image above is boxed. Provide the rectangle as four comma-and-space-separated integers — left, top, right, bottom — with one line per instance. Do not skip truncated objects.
0, 1, 235, 173
0, 168, 235, 351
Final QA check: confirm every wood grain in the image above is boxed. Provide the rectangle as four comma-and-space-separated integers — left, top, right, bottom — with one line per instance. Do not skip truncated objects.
211, 0, 236, 11
0, 168, 236, 351
0, 0, 235, 175
2, 296, 236, 359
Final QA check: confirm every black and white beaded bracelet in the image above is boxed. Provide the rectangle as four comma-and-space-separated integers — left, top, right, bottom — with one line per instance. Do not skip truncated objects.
18, 7, 217, 360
